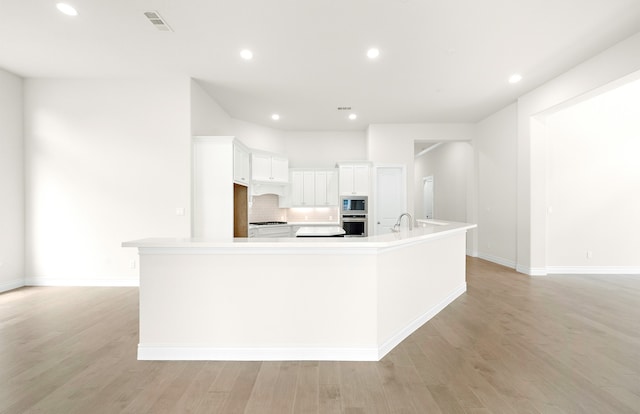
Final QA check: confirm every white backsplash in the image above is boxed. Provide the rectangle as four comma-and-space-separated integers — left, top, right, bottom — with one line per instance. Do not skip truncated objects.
249, 194, 287, 222
249, 194, 339, 223
287, 207, 339, 223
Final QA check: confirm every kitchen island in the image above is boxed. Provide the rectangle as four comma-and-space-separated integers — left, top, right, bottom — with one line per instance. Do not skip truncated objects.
123, 220, 475, 361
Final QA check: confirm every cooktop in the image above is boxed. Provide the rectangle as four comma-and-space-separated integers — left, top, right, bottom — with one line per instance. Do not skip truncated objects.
249, 221, 288, 226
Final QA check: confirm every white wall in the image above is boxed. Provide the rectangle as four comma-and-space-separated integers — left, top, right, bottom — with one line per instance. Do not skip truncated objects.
517, 31, 640, 275
284, 130, 367, 168
23, 78, 192, 285
0, 68, 24, 292
191, 79, 234, 136
414, 142, 471, 223
545, 78, 640, 271
475, 103, 518, 268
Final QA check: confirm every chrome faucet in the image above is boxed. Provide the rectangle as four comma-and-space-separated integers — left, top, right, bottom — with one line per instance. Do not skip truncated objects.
393, 213, 413, 232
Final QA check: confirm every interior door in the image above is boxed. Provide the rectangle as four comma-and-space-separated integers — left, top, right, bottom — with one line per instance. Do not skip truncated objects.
423, 176, 434, 219
375, 166, 405, 235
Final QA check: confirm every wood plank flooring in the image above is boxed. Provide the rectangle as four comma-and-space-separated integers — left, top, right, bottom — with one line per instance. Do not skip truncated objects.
2, 258, 640, 413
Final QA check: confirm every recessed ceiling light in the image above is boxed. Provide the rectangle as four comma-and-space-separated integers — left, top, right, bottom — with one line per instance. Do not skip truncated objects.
348, 114, 357, 120
240, 49, 253, 60
509, 73, 523, 84
56, 3, 78, 16
367, 48, 380, 59
271, 114, 280, 121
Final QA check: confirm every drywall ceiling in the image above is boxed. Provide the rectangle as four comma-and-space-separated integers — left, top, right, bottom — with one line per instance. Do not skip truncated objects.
1, 0, 640, 131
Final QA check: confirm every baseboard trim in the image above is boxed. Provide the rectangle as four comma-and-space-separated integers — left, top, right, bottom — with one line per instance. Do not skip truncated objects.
0, 278, 25, 293
477, 252, 516, 269
546, 266, 640, 275
138, 345, 379, 361
25, 278, 139, 287
516, 265, 548, 276
377, 282, 467, 360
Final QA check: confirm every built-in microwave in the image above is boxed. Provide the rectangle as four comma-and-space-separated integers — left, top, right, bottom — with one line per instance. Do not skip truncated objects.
340, 196, 367, 214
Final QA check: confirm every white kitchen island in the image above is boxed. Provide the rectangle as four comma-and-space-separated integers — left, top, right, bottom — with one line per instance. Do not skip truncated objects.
123, 221, 475, 361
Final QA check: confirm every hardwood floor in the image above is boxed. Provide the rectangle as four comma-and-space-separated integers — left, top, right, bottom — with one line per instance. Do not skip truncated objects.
2, 258, 640, 413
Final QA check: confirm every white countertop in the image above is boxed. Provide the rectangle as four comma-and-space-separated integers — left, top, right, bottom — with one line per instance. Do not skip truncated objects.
295, 226, 346, 237
123, 221, 476, 250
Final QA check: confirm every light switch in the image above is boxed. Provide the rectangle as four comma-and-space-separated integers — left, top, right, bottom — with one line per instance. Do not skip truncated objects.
175, 207, 185, 216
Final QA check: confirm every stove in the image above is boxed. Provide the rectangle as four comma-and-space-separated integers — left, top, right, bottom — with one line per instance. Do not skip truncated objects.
249, 221, 288, 226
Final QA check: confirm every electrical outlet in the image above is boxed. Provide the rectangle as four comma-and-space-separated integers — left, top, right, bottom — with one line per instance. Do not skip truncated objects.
586, 251, 593, 259
175, 207, 185, 216
130, 259, 137, 269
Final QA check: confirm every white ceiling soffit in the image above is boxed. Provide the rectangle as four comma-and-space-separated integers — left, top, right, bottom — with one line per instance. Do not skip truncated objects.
1, 0, 640, 131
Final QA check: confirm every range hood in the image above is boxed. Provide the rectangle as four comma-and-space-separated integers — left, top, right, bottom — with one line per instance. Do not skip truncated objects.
251, 182, 289, 197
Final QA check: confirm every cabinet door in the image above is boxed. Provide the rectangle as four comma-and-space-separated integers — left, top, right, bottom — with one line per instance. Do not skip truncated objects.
271, 157, 289, 182
326, 169, 339, 205
302, 170, 315, 205
353, 165, 370, 195
251, 153, 272, 181
290, 171, 305, 206
315, 170, 328, 205
339, 166, 354, 195
233, 145, 250, 184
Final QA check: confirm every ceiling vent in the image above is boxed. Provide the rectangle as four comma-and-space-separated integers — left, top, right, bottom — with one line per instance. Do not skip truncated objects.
337, 106, 352, 111
144, 11, 173, 32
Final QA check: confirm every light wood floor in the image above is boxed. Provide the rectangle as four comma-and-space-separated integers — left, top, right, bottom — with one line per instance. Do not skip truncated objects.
2, 258, 640, 414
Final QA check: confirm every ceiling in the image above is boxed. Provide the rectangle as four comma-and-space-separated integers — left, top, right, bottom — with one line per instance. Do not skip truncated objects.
2, 0, 640, 131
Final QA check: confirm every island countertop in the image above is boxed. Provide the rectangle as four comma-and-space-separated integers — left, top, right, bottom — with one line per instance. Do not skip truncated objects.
124, 220, 476, 362
122, 220, 476, 250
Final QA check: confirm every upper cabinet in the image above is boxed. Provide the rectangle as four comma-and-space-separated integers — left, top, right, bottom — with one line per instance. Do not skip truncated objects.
338, 164, 370, 195
315, 169, 339, 206
233, 142, 250, 185
291, 170, 316, 206
286, 168, 339, 207
252, 153, 289, 183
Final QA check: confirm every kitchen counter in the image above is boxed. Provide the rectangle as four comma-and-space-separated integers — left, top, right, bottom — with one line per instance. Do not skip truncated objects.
295, 226, 345, 237
124, 220, 476, 361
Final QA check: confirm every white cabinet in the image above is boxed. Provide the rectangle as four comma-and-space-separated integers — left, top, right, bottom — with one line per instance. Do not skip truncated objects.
338, 164, 370, 195
249, 225, 291, 238
233, 143, 250, 185
291, 170, 315, 206
252, 153, 289, 183
315, 169, 339, 206
288, 169, 339, 207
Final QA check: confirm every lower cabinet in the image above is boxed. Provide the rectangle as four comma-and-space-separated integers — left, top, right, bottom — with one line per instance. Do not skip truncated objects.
249, 226, 291, 238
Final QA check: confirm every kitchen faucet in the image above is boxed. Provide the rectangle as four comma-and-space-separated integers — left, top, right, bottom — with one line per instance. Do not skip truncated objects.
393, 213, 413, 232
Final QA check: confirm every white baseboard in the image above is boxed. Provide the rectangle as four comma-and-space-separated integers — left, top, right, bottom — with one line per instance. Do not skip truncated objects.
546, 266, 640, 275
25, 277, 139, 287
477, 252, 516, 269
138, 345, 379, 361
466, 249, 478, 257
515, 264, 548, 276
377, 282, 467, 360
0, 278, 25, 293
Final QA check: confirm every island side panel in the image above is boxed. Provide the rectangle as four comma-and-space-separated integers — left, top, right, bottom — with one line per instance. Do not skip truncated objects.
138, 251, 378, 360
376, 231, 467, 358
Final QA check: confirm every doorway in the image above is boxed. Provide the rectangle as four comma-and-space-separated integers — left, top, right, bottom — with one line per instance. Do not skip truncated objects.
423, 176, 434, 219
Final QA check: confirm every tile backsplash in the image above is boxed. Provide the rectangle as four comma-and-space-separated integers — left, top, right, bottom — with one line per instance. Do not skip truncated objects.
249, 194, 339, 223
287, 207, 339, 223
249, 195, 287, 222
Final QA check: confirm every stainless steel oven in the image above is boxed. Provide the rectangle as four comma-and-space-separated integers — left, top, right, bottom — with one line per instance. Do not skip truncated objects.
341, 214, 368, 237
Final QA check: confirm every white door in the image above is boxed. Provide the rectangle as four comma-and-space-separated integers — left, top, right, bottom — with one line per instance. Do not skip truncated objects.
423, 176, 434, 219
375, 166, 405, 235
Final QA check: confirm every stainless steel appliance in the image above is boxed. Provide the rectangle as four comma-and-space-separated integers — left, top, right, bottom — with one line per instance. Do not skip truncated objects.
340, 196, 368, 237
341, 214, 368, 237
340, 196, 367, 214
